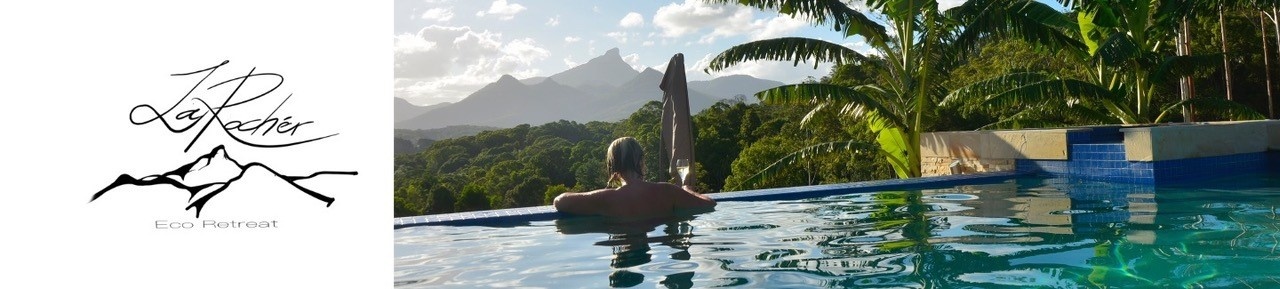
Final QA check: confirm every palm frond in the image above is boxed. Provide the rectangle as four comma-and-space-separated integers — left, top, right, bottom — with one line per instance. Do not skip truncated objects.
705, 37, 869, 72
871, 0, 937, 21
1094, 32, 1140, 67
945, 71, 1111, 106
1149, 53, 1225, 83
1155, 97, 1266, 123
870, 120, 913, 178
985, 79, 1113, 107
949, 0, 1085, 56
757, 83, 908, 130
1075, 6, 1121, 55
977, 97, 1116, 130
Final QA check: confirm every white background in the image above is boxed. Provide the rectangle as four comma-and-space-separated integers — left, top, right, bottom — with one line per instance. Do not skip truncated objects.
0, 1, 390, 288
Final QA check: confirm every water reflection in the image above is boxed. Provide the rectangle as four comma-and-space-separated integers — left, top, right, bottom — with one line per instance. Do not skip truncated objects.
696, 174, 1280, 288
395, 174, 1280, 288
555, 215, 699, 288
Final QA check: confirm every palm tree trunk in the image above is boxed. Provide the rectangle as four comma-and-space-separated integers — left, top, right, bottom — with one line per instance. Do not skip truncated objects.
1178, 18, 1196, 122
1265, 12, 1277, 119
1221, 9, 1234, 101
1272, 7, 1280, 118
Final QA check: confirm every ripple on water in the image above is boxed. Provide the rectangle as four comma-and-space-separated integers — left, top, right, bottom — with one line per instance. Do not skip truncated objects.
956, 269, 1083, 288
825, 235, 888, 246
924, 193, 979, 201
1050, 209, 1095, 215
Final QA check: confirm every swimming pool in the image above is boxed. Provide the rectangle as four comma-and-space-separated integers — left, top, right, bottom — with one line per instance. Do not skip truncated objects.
394, 174, 1280, 288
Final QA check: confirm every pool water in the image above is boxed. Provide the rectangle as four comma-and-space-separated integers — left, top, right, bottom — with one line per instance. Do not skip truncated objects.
394, 175, 1280, 288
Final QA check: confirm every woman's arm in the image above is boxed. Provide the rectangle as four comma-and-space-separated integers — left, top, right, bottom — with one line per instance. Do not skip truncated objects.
671, 185, 716, 210
553, 190, 605, 215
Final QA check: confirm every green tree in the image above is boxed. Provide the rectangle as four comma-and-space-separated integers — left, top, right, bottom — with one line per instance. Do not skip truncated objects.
938, 38, 1093, 130
393, 183, 424, 217
521, 136, 575, 187
507, 177, 550, 208
543, 184, 569, 205
706, 0, 1081, 178
724, 136, 811, 190
426, 185, 455, 214
455, 183, 491, 212
693, 100, 752, 191
946, 0, 1264, 126
721, 102, 889, 190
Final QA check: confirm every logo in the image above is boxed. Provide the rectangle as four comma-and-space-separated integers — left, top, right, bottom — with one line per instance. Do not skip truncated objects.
91, 61, 357, 218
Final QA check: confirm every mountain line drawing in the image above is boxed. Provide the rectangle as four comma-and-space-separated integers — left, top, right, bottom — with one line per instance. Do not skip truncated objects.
90, 145, 358, 217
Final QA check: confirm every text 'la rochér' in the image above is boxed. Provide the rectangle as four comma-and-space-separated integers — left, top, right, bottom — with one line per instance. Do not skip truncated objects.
128, 60, 337, 152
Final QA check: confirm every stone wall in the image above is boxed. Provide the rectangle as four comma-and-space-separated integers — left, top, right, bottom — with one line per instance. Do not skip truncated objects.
921, 156, 1015, 176
920, 129, 1073, 177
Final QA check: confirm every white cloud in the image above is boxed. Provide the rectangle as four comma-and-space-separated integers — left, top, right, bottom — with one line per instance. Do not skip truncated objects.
619, 12, 645, 28
393, 33, 437, 55
393, 25, 550, 105
421, 7, 454, 22
606, 31, 629, 44
564, 36, 581, 43
563, 57, 579, 68
593, 6, 601, 13
653, 0, 808, 44
476, 0, 526, 20
654, 0, 740, 37
938, 0, 967, 10
652, 62, 669, 73
642, 41, 655, 47
546, 15, 560, 26
843, 41, 880, 56
622, 53, 644, 71
504, 38, 551, 61
753, 16, 809, 40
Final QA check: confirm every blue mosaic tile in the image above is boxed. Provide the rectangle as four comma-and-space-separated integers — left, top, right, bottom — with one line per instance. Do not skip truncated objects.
1022, 138, 1271, 185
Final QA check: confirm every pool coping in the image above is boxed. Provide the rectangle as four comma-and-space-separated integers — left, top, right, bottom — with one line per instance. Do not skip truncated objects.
393, 171, 1024, 229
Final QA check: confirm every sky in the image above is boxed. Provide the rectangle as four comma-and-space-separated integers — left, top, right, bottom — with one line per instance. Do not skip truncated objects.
393, 0, 972, 106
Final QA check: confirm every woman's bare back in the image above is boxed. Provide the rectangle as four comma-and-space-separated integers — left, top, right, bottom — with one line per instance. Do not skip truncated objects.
554, 181, 714, 218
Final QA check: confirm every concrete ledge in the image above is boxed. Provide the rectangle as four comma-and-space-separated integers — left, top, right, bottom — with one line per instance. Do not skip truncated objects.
1121, 120, 1280, 161
393, 171, 1024, 229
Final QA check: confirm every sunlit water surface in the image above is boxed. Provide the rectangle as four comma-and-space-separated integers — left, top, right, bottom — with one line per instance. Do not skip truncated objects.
395, 175, 1280, 288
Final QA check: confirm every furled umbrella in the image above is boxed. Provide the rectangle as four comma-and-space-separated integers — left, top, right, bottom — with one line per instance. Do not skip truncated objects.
659, 53, 696, 186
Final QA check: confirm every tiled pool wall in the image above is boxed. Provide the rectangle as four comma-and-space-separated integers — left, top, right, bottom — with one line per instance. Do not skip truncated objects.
1017, 126, 1277, 184
394, 171, 1021, 228
927, 120, 1280, 185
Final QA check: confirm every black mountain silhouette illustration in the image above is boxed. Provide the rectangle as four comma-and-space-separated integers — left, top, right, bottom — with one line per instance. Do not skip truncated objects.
90, 145, 357, 217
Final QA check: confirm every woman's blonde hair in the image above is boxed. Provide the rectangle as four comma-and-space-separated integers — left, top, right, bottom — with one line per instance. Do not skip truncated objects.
606, 137, 644, 186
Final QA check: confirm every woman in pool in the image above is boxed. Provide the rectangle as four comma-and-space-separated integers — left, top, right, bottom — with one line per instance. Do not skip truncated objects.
553, 137, 715, 217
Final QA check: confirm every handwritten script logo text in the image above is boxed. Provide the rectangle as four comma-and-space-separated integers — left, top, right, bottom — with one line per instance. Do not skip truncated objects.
129, 60, 335, 152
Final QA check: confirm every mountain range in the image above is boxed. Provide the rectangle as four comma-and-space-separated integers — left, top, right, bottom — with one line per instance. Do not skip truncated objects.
395, 48, 785, 130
